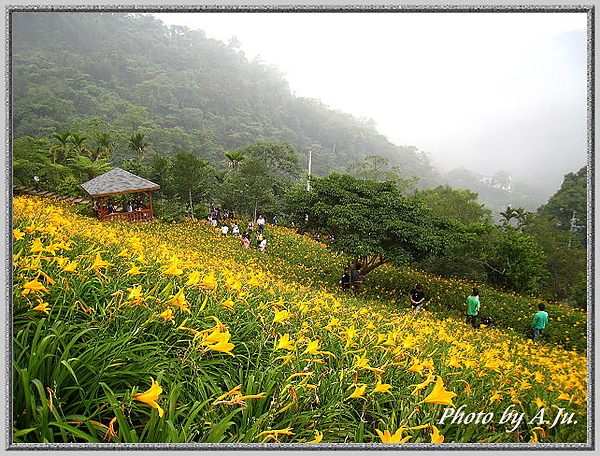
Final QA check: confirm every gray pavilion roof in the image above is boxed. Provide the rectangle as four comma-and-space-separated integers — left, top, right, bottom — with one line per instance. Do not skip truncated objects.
81, 167, 160, 197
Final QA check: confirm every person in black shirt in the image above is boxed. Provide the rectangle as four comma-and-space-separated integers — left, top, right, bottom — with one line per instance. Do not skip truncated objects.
340, 267, 351, 292
410, 284, 425, 313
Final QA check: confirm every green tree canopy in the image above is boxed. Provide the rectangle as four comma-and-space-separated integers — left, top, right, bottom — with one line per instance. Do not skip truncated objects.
536, 166, 587, 248
284, 173, 463, 275
346, 154, 418, 193
415, 185, 492, 225
172, 151, 214, 205
481, 226, 548, 294
216, 141, 302, 219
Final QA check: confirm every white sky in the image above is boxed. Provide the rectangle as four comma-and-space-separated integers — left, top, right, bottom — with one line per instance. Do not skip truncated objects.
151, 11, 588, 188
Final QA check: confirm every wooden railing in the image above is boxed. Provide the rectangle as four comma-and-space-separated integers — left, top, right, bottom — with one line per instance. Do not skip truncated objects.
100, 209, 152, 222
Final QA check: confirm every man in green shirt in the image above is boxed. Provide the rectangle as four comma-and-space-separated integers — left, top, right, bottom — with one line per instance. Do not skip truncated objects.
532, 303, 549, 341
466, 288, 480, 328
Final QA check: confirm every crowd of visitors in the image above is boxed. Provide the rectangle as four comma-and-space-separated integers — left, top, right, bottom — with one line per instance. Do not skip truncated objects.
212, 212, 270, 253
92, 198, 146, 218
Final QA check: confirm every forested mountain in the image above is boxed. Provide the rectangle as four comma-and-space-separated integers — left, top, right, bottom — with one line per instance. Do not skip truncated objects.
12, 11, 436, 184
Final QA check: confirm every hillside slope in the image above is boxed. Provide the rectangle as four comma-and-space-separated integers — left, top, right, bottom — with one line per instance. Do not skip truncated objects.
12, 196, 587, 444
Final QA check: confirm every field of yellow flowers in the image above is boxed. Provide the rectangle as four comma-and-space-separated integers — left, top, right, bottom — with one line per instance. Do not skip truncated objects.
12, 196, 589, 446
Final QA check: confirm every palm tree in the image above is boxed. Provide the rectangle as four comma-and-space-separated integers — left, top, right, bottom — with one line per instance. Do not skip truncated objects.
128, 132, 150, 157
69, 155, 113, 181
69, 133, 90, 157
499, 206, 518, 226
223, 151, 246, 170
51, 131, 72, 164
214, 169, 228, 184
94, 133, 116, 160
514, 207, 529, 229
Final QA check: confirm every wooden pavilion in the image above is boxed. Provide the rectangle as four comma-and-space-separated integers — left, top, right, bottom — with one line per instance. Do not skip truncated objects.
81, 167, 160, 222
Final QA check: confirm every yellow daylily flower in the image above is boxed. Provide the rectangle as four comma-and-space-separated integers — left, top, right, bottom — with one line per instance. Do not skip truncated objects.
209, 338, 235, 356
430, 425, 444, 443
303, 339, 321, 355
186, 270, 201, 286
308, 429, 323, 443
256, 427, 295, 438
54, 256, 69, 268
62, 260, 78, 272
247, 275, 262, 287
421, 358, 434, 370
22, 278, 50, 294
276, 333, 295, 351
168, 288, 190, 313
324, 317, 340, 331
490, 392, 502, 403
446, 355, 462, 368
126, 285, 144, 302
158, 307, 175, 323
373, 380, 393, 393
354, 354, 370, 369
125, 265, 145, 275
91, 253, 113, 270
273, 309, 292, 324
132, 377, 164, 418
347, 384, 367, 399
198, 271, 218, 289
375, 428, 411, 443
484, 360, 502, 373
220, 299, 235, 309
407, 356, 425, 374
402, 334, 417, 348
133, 253, 147, 264
30, 238, 45, 253
199, 328, 235, 356
163, 258, 183, 276
423, 376, 457, 407
410, 373, 436, 395
32, 301, 50, 314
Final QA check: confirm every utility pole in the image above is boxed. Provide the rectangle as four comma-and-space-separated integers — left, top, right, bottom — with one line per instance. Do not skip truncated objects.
307, 150, 312, 191
568, 210, 577, 248
188, 188, 194, 220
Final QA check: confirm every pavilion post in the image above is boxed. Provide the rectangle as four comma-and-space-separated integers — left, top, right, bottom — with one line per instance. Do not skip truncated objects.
146, 192, 154, 220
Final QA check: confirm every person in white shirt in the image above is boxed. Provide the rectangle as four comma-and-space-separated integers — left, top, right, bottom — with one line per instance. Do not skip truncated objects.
259, 236, 267, 252
256, 215, 266, 233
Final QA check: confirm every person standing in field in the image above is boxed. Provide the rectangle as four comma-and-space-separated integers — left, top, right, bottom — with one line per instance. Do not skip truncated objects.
351, 264, 363, 293
259, 235, 267, 252
409, 284, 425, 313
257, 215, 266, 233
532, 303, 549, 341
340, 267, 352, 292
466, 288, 481, 328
